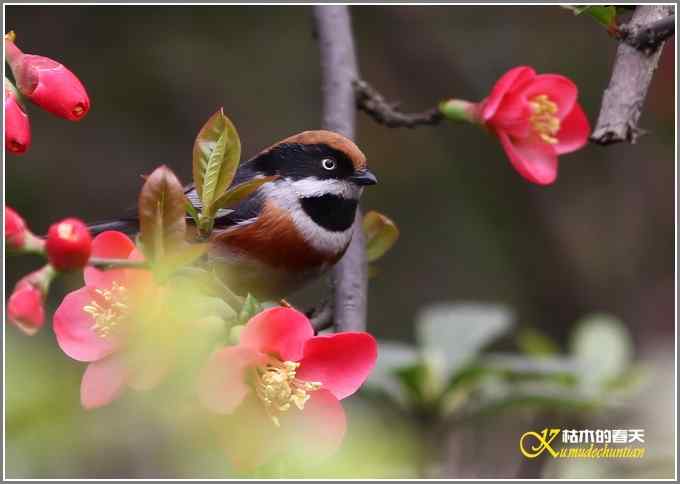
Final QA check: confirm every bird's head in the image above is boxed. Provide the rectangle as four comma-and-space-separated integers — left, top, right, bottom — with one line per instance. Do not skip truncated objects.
253, 130, 377, 198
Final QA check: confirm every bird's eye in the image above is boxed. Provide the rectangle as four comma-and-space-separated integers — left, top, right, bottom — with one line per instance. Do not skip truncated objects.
321, 158, 336, 170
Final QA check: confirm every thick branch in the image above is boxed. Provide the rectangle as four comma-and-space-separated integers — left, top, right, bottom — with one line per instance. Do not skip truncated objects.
88, 257, 148, 270
354, 79, 444, 128
619, 14, 675, 53
313, 5, 368, 332
591, 6, 674, 145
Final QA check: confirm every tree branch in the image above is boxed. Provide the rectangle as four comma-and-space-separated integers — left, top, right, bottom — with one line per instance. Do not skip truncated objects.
591, 6, 674, 145
87, 257, 148, 270
313, 5, 368, 332
619, 14, 675, 53
354, 79, 444, 128
308, 298, 334, 333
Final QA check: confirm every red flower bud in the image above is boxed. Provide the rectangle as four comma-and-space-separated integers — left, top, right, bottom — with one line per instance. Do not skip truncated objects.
5, 37, 90, 121
5, 206, 27, 249
5, 205, 44, 253
46, 218, 92, 271
4, 79, 31, 154
6, 265, 55, 336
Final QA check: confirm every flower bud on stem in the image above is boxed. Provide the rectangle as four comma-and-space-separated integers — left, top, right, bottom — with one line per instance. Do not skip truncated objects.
438, 99, 480, 124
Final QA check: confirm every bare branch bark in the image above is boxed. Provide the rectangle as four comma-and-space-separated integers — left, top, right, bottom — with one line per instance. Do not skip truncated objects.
354, 79, 444, 128
591, 5, 674, 145
313, 5, 368, 332
308, 298, 334, 333
87, 257, 148, 270
619, 14, 675, 53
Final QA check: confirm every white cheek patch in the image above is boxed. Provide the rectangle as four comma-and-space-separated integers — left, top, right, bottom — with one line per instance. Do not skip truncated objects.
260, 180, 356, 255
288, 177, 362, 200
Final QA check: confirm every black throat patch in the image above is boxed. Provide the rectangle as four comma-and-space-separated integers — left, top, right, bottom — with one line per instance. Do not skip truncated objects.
300, 195, 358, 232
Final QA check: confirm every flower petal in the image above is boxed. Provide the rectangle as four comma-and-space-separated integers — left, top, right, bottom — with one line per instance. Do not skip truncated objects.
498, 131, 558, 185
219, 391, 347, 469
240, 307, 314, 362
84, 231, 136, 287
219, 396, 283, 470
127, 352, 171, 391
80, 354, 129, 410
555, 103, 591, 155
279, 389, 347, 460
297, 332, 378, 400
198, 346, 262, 414
53, 287, 121, 362
480, 66, 535, 121
518, 74, 578, 120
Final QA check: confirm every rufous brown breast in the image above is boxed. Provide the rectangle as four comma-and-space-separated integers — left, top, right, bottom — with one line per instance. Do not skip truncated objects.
211, 200, 347, 272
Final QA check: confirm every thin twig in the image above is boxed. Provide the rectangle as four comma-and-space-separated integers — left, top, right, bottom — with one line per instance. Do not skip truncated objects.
313, 5, 368, 332
354, 79, 444, 128
619, 14, 675, 54
308, 298, 334, 334
591, 6, 674, 145
87, 257, 149, 270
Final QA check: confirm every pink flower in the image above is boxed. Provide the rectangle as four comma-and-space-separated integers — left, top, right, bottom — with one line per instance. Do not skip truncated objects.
5, 37, 90, 121
198, 307, 377, 468
7, 277, 45, 336
478, 66, 590, 185
4, 80, 31, 154
53, 231, 161, 410
46, 218, 92, 271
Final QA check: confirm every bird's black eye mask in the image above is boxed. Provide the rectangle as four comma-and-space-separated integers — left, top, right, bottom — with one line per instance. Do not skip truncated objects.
251, 143, 355, 181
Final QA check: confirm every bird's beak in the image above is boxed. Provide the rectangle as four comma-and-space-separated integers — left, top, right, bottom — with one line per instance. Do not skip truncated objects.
350, 169, 378, 186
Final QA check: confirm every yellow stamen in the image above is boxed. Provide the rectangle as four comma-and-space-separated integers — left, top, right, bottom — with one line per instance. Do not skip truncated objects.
254, 360, 322, 427
83, 281, 129, 338
529, 94, 560, 144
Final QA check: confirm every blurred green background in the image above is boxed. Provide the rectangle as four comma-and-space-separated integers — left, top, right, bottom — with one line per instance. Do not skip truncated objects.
5, 5, 675, 479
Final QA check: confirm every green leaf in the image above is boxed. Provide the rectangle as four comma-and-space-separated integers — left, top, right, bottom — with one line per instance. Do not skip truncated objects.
184, 196, 200, 227
458, 378, 601, 419
154, 243, 209, 282
363, 210, 399, 263
563, 5, 618, 29
394, 364, 431, 405
365, 341, 419, 407
138, 165, 187, 262
516, 327, 560, 357
569, 313, 633, 390
416, 303, 513, 380
211, 176, 278, 213
479, 353, 580, 384
238, 293, 263, 324
192, 108, 241, 213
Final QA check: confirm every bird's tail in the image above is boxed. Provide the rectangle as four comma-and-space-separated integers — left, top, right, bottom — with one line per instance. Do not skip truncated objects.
87, 218, 139, 236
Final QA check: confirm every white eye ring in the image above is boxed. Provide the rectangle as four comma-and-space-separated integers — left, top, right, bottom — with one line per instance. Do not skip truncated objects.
321, 158, 336, 170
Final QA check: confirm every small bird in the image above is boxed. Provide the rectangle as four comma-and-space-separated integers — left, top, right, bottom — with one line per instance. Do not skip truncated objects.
90, 130, 377, 301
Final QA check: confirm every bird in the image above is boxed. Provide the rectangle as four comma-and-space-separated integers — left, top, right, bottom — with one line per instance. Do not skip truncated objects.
89, 130, 377, 301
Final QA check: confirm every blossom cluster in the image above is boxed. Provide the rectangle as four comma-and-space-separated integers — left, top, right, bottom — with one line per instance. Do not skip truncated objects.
8, 223, 378, 468
6, 207, 93, 334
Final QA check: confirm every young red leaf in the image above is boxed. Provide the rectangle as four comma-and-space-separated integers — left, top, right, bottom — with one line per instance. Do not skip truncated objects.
138, 165, 187, 261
